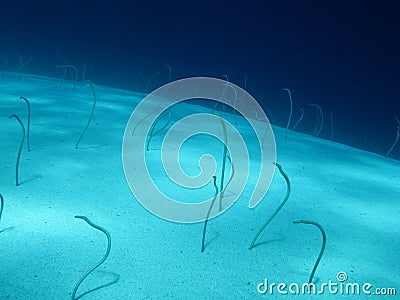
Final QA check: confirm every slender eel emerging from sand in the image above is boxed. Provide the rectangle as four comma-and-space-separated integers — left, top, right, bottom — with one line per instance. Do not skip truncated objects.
249, 162, 291, 250
0, 194, 3, 223
9, 114, 25, 186
292, 220, 326, 284
72, 215, 111, 300
75, 80, 97, 149
201, 176, 219, 252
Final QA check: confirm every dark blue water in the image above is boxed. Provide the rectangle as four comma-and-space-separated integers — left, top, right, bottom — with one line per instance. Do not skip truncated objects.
1, 0, 399, 159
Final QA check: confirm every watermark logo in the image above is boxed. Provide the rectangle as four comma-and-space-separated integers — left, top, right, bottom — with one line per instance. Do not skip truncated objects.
336, 271, 348, 282
122, 77, 276, 223
257, 272, 397, 296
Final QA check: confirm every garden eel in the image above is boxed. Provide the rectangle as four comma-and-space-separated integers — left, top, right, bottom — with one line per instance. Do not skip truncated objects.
249, 162, 291, 250
292, 220, 326, 284
72, 215, 111, 300
201, 176, 219, 252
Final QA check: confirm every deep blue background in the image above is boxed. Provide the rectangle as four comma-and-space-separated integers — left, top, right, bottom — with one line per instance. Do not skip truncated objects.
1, 0, 399, 158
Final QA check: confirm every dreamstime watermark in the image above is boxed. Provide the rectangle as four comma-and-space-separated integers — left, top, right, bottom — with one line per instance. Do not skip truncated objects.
257, 272, 397, 296
122, 77, 276, 223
